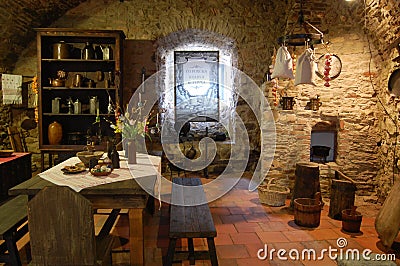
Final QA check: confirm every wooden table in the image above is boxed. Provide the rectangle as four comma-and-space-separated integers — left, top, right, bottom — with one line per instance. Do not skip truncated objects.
9, 154, 160, 266
0, 152, 31, 201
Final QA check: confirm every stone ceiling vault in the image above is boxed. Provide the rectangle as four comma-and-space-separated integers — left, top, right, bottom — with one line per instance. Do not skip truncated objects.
0, 0, 86, 71
0, 0, 399, 73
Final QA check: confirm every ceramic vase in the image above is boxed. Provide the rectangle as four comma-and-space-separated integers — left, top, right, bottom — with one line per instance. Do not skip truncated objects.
48, 121, 62, 145
127, 140, 137, 164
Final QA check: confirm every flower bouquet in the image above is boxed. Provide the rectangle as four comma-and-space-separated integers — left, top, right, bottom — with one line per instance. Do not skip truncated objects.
108, 102, 152, 163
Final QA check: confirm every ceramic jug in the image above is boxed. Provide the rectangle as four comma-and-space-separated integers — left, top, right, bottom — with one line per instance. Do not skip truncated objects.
102, 45, 113, 60
310, 98, 322, 111
66, 97, 74, 114
51, 97, 61, 113
82, 42, 95, 60
94, 45, 103, 60
74, 99, 81, 114
48, 121, 62, 145
73, 74, 83, 87
53, 41, 70, 59
89, 96, 99, 114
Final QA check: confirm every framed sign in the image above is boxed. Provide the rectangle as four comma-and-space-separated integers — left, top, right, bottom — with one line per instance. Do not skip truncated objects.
174, 51, 219, 122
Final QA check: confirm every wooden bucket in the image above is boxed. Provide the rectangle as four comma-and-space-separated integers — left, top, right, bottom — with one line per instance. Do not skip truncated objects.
341, 207, 362, 233
294, 197, 323, 227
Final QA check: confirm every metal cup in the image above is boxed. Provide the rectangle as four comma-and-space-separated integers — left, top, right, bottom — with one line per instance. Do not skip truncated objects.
51, 98, 60, 113
310, 99, 322, 111
73, 74, 83, 87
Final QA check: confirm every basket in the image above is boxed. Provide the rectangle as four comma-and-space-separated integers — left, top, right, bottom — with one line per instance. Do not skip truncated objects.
258, 178, 290, 207
90, 163, 113, 177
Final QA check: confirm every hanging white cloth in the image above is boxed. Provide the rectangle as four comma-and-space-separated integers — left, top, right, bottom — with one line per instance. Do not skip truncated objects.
2, 74, 22, 104
294, 48, 317, 86
271, 46, 295, 80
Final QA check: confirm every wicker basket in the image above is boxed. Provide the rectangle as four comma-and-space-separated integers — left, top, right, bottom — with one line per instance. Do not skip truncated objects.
258, 178, 290, 207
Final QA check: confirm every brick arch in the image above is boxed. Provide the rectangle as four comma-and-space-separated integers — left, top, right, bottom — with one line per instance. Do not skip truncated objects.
154, 28, 246, 156
0, 0, 85, 71
155, 28, 238, 69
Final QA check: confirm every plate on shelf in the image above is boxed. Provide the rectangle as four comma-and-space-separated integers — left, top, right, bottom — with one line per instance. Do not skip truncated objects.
0, 150, 14, 157
61, 164, 86, 174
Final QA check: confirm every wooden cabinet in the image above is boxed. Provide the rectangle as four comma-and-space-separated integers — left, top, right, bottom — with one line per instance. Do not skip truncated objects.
36, 28, 125, 154
0, 153, 31, 200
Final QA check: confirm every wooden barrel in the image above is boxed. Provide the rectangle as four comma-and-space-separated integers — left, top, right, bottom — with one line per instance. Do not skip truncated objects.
290, 162, 320, 208
341, 209, 362, 233
328, 179, 356, 220
294, 198, 322, 227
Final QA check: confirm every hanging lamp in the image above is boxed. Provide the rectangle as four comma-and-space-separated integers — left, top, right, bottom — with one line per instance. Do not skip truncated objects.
277, 0, 324, 48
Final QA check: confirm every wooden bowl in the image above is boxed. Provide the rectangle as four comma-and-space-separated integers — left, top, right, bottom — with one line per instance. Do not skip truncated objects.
76, 151, 103, 167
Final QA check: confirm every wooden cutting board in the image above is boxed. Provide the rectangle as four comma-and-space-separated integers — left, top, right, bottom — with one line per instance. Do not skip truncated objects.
375, 180, 400, 247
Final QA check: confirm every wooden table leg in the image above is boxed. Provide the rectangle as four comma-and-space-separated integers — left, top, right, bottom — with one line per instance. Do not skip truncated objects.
49, 153, 53, 168
129, 208, 144, 266
40, 152, 45, 172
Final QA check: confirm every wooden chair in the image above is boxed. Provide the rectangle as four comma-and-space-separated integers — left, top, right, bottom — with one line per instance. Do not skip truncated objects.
7, 126, 26, 152
28, 186, 114, 266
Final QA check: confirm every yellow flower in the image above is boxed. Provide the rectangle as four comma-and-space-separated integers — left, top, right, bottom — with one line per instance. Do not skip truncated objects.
109, 102, 150, 140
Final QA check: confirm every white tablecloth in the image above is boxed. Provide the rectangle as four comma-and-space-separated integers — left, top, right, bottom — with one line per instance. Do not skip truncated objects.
39, 153, 161, 193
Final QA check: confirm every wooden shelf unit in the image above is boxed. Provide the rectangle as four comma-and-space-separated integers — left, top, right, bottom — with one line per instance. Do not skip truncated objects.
36, 28, 125, 157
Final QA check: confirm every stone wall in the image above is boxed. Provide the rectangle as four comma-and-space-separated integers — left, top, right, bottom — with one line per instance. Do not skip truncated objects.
11, 0, 289, 172
363, 0, 400, 202
260, 0, 400, 202
2, 0, 399, 199
0, 97, 11, 149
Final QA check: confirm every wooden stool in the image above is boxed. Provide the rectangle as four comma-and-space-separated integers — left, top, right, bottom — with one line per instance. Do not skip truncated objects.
328, 178, 356, 220
291, 162, 321, 208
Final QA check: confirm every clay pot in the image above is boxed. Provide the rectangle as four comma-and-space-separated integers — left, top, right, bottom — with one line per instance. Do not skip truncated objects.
48, 78, 65, 87
48, 121, 62, 145
53, 41, 70, 59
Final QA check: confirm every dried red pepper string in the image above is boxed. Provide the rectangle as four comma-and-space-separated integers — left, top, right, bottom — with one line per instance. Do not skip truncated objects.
324, 53, 332, 87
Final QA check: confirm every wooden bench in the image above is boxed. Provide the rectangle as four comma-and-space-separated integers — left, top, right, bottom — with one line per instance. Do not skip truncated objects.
166, 177, 218, 265
0, 195, 29, 266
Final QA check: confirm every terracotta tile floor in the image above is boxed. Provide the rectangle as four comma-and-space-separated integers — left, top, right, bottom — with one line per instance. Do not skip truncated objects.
6, 174, 399, 265
105, 175, 400, 265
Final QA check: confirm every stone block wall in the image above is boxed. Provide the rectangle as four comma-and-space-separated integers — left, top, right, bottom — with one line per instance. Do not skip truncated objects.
0, 0, 398, 200
260, 0, 399, 201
